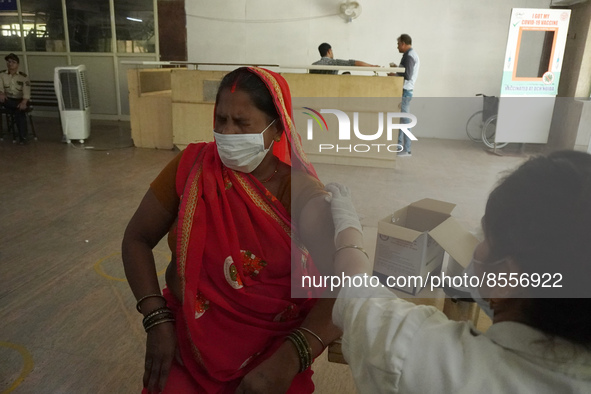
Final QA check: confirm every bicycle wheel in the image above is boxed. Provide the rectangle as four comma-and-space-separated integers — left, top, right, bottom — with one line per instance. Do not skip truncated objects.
481, 115, 509, 149
465, 110, 484, 142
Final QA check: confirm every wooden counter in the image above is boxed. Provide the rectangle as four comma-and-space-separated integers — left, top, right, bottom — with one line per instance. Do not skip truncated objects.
128, 68, 174, 150
129, 68, 405, 167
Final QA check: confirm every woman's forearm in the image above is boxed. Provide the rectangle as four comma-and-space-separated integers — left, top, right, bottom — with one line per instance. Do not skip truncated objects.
122, 189, 175, 314
298, 297, 342, 357
122, 236, 165, 314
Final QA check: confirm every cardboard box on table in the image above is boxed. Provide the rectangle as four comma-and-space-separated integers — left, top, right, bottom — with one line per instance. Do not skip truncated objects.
429, 219, 481, 323
373, 198, 464, 295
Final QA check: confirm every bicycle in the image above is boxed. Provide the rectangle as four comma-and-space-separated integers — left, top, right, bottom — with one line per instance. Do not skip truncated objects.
465, 94, 508, 149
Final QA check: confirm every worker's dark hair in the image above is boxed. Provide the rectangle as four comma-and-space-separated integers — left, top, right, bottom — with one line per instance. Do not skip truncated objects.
318, 43, 332, 57
484, 150, 591, 347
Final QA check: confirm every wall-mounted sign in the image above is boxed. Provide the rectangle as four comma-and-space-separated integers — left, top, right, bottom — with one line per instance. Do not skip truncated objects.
501, 8, 571, 97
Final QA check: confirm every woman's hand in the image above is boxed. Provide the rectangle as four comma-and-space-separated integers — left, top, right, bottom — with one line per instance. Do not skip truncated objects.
143, 321, 179, 393
235, 341, 299, 394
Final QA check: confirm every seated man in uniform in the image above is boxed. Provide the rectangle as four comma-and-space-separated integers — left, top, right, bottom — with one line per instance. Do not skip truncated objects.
0, 53, 31, 144
310, 43, 378, 74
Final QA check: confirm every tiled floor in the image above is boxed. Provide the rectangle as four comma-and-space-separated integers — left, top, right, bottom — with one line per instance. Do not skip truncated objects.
0, 117, 549, 393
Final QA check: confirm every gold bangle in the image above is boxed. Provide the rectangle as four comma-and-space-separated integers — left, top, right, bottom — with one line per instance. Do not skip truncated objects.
136, 293, 166, 313
294, 330, 312, 370
286, 335, 308, 372
333, 244, 369, 261
287, 330, 312, 372
299, 327, 326, 349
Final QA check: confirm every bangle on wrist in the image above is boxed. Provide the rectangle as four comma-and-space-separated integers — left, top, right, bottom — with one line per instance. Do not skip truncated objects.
142, 306, 175, 332
136, 293, 166, 313
333, 244, 369, 261
142, 306, 172, 324
286, 329, 312, 372
144, 318, 175, 332
298, 327, 326, 349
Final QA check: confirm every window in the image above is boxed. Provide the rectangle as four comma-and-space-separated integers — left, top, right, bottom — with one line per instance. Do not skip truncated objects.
66, 0, 112, 52
21, 0, 66, 52
114, 0, 155, 53
0, 1, 22, 51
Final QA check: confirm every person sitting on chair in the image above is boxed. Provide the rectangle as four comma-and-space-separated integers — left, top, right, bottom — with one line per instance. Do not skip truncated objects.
311, 43, 378, 74
0, 53, 31, 144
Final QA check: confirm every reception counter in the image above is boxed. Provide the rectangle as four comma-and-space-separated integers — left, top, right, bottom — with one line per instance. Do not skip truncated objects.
128, 68, 404, 167
128, 68, 174, 149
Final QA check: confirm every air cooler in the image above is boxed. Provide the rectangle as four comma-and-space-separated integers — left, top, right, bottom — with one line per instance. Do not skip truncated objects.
54, 65, 91, 143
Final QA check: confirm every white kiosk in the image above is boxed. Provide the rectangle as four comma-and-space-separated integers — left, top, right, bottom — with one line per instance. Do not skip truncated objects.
494, 8, 571, 148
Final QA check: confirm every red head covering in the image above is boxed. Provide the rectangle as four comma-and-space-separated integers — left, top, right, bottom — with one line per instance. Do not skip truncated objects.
217, 67, 318, 179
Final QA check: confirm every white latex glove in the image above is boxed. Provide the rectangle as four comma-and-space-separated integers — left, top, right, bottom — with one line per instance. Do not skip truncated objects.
325, 183, 363, 241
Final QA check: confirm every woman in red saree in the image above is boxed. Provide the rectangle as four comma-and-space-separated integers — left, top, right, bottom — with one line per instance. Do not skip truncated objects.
122, 67, 340, 393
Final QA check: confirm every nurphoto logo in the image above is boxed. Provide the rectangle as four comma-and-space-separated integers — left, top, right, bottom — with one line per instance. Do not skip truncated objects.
303, 108, 417, 154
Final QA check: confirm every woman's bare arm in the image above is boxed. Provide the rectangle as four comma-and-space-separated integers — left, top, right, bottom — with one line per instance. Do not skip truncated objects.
297, 195, 342, 343
122, 188, 177, 392
122, 189, 174, 305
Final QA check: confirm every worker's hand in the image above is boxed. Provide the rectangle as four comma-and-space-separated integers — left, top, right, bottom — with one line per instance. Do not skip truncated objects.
325, 183, 362, 241
0, 92, 6, 103
143, 321, 179, 393
17, 100, 27, 110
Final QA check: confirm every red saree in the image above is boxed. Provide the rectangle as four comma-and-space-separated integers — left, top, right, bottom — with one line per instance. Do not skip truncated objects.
162, 67, 321, 393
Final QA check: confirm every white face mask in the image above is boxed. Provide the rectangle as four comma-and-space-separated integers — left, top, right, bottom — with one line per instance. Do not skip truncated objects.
214, 119, 276, 173
462, 255, 506, 320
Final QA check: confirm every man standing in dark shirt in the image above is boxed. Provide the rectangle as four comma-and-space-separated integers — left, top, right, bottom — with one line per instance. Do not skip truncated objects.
389, 34, 419, 157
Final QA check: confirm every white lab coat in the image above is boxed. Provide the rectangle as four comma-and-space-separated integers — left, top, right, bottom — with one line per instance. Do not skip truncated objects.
333, 282, 591, 393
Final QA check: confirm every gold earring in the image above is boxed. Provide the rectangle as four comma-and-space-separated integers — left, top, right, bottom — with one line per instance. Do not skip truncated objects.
274, 135, 281, 142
